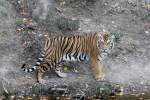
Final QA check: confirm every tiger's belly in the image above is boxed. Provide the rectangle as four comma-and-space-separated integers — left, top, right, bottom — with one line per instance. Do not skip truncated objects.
60, 52, 89, 62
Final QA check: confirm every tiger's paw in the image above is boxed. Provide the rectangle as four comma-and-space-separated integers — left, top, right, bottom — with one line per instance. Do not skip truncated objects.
96, 73, 105, 81
37, 79, 46, 84
55, 70, 67, 78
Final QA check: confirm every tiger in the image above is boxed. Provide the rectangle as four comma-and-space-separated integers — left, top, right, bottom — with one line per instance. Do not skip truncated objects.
21, 32, 115, 83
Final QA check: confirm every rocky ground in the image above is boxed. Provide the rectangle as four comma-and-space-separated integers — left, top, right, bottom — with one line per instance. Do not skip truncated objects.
0, 0, 150, 99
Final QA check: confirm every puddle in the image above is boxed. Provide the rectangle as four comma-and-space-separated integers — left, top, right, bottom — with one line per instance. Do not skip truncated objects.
109, 92, 150, 100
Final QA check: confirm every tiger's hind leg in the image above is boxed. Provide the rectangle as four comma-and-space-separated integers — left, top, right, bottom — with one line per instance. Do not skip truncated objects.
36, 70, 46, 84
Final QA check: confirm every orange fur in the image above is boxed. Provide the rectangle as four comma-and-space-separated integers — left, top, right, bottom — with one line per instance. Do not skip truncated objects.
22, 32, 111, 83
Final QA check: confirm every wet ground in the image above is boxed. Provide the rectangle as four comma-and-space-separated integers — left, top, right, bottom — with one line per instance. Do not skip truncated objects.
0, 0, 150, 99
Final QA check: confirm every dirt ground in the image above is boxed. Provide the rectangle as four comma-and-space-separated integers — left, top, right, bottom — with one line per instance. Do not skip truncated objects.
0, 0, 150, 99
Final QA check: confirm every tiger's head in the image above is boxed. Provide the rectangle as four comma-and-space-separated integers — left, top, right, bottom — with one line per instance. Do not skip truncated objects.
98, 31, 115, 55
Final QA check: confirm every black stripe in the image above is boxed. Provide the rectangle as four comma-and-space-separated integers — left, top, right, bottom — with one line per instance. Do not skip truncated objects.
65, 54, 67, 59
84, 54, 87, 60
42, 65, 48, 71
79, 54, 83, 61
50, 62, 54, 67
68, 53, 71, 60
81, 53, 84, 58
45, 39, 49, 49
66, 36, 75, 53
73, 51, 78, 59
21, 64, 26, 69
45, 38, 56, 58
45, 61, 53, 69
23, 69, 26, 72
35, 62, 41, 66
31, 68, 35, 72
60, 37, 64, 60
73, 37, 81, 59
27, 69, 31, 73
61, 37, 69, 56
36, 59, 43, 63
45, 38, 52, 52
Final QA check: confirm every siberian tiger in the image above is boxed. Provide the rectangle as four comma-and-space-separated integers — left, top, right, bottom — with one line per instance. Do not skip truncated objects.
21, 32, 115, 83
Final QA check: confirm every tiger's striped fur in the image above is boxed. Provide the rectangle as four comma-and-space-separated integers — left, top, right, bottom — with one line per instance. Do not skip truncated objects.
21, 32, 114, 83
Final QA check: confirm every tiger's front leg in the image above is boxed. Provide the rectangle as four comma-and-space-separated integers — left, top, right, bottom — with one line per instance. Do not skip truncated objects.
90, 57, 104, 80
89, 47, 104, 81
36, 70, 46, 84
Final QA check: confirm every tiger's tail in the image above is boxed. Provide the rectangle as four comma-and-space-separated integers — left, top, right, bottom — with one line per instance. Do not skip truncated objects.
21, 47, 46, 73
21, 63, 37, 73
21, 54, 45, 73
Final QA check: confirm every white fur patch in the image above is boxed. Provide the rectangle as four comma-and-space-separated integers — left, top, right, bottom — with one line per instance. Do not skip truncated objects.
24, 69, 28, 73
33, 66, 37, 69
40, 54, 45, 57
70, 55, 76, 61
29, 69, 33, 72
36, 62, 40, 65
38, 58, 43, 61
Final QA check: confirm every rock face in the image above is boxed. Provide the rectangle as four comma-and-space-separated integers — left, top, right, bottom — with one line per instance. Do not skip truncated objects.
0, 0, 150, 96
0, 0, 22, 95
